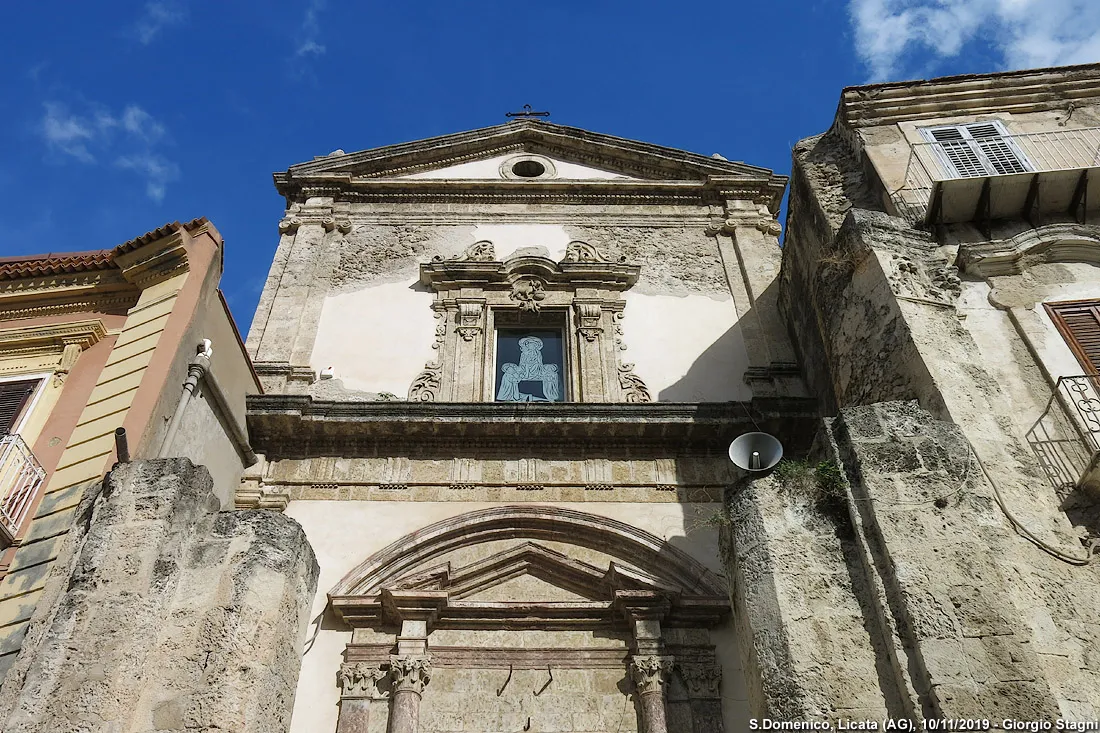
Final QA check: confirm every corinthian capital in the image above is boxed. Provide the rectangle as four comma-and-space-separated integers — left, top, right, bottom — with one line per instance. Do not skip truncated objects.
337, 662, 388, 699
389, 654, 432, 695
630, 655, 674, 695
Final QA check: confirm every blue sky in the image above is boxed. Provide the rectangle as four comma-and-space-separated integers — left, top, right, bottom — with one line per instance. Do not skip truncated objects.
4, 1, 1099, 335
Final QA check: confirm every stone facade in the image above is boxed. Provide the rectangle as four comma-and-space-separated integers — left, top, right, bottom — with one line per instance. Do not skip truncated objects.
244, 120, 814, 732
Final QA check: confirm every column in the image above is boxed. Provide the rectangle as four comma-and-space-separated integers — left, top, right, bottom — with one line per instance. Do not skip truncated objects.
388, 654, 432, 733
380, 590, 446, 733
630, 655, 675, 733
573, 297, 609, 401
616, 591, 674, 733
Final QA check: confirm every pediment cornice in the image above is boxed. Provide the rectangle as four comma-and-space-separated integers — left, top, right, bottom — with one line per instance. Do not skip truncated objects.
275, 120, 786, 210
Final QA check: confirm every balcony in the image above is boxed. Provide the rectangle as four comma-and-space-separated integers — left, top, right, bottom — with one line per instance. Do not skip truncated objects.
890, 127, 1100, 228
0, 435, 45, 547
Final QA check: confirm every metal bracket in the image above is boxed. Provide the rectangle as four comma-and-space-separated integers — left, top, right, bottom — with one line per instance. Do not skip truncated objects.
533, 665, 553, 696
496, 664, 513, 696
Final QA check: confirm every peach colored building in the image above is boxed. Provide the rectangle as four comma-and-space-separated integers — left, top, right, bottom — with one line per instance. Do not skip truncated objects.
0, 218, 259, 675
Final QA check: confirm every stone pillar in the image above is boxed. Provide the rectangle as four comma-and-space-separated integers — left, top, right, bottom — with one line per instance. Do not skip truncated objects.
379, 589, 446, 733
631, 654, 675, 733
452, 298, 486, 400
616, 590, 674, 733
336, 662, 387, 733
388, 654, 432, 733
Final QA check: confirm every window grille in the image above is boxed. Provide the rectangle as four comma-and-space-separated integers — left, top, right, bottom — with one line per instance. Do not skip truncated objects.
922, 120, 1033, 178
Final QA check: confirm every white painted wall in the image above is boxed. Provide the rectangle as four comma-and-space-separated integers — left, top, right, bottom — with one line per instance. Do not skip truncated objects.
620, 291, 751, 402
284, 500, 746, 733
310, 278, 436, 395
401, 153, 634, 180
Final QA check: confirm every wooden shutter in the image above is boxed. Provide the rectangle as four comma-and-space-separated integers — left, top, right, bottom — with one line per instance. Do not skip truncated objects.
1046, 300, 1100, 374
922, 121, 1032, 178
0, 380, 39, 437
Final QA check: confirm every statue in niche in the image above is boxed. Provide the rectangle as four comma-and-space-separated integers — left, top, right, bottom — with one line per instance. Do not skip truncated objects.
496, 336, 560, 402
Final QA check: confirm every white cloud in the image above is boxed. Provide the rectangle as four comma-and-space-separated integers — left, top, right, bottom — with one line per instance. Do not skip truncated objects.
134, 0, 187, 44
850, 0, 1100, 81
296, 0, 327, 57
116, 153, 179, 202
39, 102, 178, 201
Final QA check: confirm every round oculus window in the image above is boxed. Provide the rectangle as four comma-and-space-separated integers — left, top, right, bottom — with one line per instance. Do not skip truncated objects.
511, 160, 546, 178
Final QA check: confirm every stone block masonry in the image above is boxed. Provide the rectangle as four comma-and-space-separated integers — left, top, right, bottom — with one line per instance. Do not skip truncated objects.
0, 458, 319, 733
723, 400, 1099, 722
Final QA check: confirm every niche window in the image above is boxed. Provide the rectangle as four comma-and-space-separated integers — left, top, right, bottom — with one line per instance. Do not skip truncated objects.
494, 329, 565, 402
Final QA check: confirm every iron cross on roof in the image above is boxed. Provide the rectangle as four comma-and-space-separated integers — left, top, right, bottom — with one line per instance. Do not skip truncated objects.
505, 104, 550, 119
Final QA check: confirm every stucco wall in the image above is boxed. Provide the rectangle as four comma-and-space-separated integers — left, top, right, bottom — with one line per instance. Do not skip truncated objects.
304, 220, 751, 402
284, 500, 749, 733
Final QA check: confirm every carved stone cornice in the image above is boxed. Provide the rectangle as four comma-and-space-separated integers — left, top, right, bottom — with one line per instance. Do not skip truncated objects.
839, 64, 1100, 128
630, 655, 675, 695
113, 229, 190, 288
957, 223, 1100, 278
246, 395, 819, 457
419, 254, 640, 292
0, 319, 108, 358
389, 654, 432, 695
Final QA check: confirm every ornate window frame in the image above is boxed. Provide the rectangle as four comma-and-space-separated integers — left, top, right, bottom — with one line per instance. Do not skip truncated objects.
408, 240, 652, 403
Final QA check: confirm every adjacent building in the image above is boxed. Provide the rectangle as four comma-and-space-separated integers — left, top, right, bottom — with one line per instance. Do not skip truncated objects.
0, 218, 260, 676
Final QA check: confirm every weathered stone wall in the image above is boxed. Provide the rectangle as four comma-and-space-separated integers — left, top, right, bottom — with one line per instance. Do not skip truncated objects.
0, 458, 319, 733
726, 401, 1100, 721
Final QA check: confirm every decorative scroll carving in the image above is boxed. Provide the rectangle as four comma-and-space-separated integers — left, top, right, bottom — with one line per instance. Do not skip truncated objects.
575, 303, 603, 342
509, 277, 547, 312
619, 364, 653, 403
564, 240, 625, 264
408, 364, 441, 402
322, 217, 353, 234
277, 216, 301, 234
456, 302, 484, 342
53, 343, 82, 386
389, 654, 432, 695
679, 662, 722, 699
407, 311, 446, 401
630, 655, 675, 695
432, 240, 496, 263
612, 312, 628, 351
338, 662, 389, 699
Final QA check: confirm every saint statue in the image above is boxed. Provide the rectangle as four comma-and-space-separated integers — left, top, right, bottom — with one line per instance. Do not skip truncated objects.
496, 336, 561, 402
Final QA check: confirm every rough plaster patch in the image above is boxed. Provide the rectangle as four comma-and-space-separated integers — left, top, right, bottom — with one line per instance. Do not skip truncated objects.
310, 278, 436, 395
473, 223, 572, 262
334, 225, 474, 290
567, 225, 726, 295
621, 291, 751, 402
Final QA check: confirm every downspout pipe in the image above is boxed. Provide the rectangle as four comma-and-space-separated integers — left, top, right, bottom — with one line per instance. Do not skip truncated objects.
159, 350, 211, 458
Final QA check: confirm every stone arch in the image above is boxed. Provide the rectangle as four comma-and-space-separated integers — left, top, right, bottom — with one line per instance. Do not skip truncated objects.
329, 504, 725, 601
960, 224, 1100, 277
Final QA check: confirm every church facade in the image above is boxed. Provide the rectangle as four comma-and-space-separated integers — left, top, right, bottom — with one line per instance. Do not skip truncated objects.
242, 120, 814, 732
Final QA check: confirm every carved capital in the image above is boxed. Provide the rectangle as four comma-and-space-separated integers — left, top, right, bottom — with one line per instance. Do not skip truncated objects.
679, 662, 722, 699
278, 216, 301, 235
575, 302, 603, 342
630, 655, 674, 696
338, 662, 389, 699
456, 301, 484, 341
389, 654, 432, 695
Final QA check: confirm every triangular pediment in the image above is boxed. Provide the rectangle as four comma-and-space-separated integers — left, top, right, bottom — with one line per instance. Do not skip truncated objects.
279, 119, 778, 185
386, 542, 671, 603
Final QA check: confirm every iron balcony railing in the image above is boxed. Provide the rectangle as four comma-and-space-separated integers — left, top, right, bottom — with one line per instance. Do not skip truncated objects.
890, 127, 1100, 224
0, 435, 45, 542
